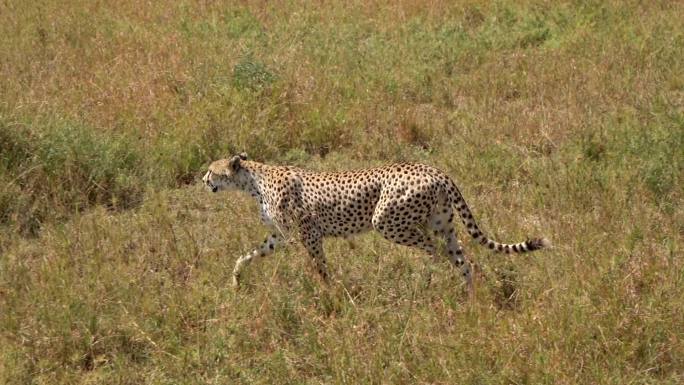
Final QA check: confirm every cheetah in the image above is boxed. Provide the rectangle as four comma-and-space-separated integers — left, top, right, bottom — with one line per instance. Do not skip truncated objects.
202, 153, 550, 289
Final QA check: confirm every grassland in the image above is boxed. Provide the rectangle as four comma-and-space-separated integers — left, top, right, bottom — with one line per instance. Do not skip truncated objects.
1, 0, 683, 383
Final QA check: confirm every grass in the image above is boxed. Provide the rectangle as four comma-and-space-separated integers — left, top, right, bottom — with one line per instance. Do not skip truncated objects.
1, 0, 683, 383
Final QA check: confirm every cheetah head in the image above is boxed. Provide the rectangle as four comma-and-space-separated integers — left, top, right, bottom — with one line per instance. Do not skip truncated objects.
202, 153, 248, 193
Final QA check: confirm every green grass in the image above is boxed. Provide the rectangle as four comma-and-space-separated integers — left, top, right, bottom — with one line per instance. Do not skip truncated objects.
1, 0, 683, 383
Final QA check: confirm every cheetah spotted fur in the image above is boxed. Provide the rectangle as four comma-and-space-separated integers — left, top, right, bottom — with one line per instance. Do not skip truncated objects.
202, 153, 550, 289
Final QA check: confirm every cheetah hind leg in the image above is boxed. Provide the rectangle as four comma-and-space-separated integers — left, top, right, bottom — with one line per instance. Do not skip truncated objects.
373, 225, 440, 285
441, 228, 474, 292
429, 208, 474, 292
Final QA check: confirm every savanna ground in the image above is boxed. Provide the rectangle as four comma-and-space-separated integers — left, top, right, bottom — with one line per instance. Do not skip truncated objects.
0, 0, 682, 383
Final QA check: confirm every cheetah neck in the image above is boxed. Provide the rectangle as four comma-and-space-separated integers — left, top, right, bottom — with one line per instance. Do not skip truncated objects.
235, 161, 271, 204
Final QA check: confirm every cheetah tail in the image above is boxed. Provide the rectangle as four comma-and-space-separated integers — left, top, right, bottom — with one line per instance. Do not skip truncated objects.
450, 184, 551, 254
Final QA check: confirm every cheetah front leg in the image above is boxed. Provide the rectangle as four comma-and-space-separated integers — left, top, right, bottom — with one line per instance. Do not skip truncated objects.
299, 225, 329, 283
232, 232, 284, 288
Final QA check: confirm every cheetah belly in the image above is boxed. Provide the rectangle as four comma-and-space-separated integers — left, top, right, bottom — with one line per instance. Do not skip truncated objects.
258, 202, 275, 226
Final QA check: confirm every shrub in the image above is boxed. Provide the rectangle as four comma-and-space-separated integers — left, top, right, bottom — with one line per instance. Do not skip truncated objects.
0, 120, 144, 234
35, 123, 143, 211
232, 56, 277, 92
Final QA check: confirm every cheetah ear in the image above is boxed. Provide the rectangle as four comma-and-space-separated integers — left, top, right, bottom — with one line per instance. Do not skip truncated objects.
228, 154, 244, 171
238, 152, 248, 161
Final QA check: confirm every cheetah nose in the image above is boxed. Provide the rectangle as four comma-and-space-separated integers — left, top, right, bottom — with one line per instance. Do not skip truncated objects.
205, 179, 218, 192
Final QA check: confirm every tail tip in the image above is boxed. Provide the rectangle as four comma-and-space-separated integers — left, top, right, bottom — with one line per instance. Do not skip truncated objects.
527, 237, 551, 251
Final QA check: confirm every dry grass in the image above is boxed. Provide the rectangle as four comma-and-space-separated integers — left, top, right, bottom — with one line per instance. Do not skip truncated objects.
1, 1, 683, 383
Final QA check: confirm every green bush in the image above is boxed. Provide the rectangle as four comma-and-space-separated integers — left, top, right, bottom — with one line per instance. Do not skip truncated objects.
36, 124, 142, 210
0, 122, 33, 171
232, 57, 277, 92
0, 120, 144, 233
